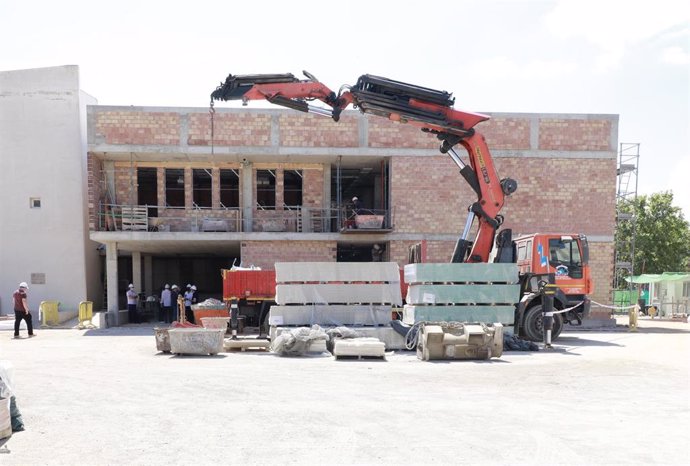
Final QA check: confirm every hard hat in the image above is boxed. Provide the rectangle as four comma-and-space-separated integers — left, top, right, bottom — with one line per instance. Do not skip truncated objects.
191, 285, 197, 291
19, 282, 28, 289
172, 284, 178, 289
352, 196, 358, 201
128, 284, 134, 288
164, 284, 170, 289
186, 284, 191, 288
373, 244, 380, 250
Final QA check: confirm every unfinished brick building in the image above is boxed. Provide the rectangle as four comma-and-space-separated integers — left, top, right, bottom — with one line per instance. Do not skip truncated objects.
87, 106, 617, 323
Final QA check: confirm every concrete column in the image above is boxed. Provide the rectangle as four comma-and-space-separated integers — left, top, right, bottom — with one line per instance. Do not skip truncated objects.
132, 251, 142, 296
106, 242, 120, 324
144, 254, 153, 296
242, 162, 253, 232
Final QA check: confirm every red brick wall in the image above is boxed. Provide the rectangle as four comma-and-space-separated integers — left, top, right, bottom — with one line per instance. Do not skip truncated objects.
539, 118, 612, 151
279, 114, 359, 147
588, 241, 615, 310
391, 155, 474, 234
478, 117, 531, 150
302, 167, 323, 208
368, 118, 432, 148
390, 155, 616, 237
241, 241, 337, 269
95, 111, 179, 145
496, 157, 617, 235
188, 112, 272, 146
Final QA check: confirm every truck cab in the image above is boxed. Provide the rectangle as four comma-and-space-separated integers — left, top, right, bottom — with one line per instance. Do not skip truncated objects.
514, 233, 592, 299
512, 233, 592, 341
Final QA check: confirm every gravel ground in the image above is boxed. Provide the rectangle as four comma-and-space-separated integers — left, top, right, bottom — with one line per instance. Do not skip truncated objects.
0, 316, 688, 466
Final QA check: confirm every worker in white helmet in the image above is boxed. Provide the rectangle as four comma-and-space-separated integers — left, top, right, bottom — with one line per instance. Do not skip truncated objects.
12, 282, 35, 339
126, 284, 139, 324
161, 284, 172, 323
184, 286, 195, 324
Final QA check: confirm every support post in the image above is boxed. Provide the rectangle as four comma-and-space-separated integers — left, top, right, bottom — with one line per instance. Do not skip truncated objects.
106, 242, 120, 325
230, 297, 239, 340
541, 278, 557, 350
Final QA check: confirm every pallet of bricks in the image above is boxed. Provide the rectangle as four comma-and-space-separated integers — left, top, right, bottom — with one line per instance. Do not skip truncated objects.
268, 262, 405, 358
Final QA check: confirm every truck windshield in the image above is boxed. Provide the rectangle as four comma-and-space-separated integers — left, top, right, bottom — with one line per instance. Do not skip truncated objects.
548, 238, 582, 266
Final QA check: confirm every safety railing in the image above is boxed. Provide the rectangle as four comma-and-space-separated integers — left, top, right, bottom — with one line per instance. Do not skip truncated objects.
96, 203, 390, 233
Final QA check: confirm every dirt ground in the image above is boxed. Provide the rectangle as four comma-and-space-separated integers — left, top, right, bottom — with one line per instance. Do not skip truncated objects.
0, 316, 688, 466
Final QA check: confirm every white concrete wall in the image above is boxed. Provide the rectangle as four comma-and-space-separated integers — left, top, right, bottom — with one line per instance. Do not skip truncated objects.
0, 65, 98, 313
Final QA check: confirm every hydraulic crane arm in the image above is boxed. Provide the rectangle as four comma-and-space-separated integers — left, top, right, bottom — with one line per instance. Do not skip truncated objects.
211, 71, 517, 263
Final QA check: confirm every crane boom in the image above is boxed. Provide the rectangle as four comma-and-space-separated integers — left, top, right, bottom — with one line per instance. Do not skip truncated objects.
211, 71, 517, 262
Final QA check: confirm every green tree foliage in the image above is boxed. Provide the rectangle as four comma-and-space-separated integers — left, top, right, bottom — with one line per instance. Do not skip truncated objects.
616, 192, 690, 278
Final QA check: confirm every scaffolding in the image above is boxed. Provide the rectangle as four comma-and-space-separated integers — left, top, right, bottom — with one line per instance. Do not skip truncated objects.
613, 143, 640, 294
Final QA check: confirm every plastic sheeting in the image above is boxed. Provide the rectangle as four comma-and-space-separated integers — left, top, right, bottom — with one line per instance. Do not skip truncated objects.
270, 325, 329, 356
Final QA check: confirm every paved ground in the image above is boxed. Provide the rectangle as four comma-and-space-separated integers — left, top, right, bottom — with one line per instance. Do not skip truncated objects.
0, 316, 688, 465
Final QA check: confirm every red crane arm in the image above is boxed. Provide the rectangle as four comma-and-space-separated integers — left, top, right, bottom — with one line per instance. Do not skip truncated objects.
211, 72, 516, 263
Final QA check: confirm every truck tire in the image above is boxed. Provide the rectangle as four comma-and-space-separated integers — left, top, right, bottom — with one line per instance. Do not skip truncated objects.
522, 305, 563, 342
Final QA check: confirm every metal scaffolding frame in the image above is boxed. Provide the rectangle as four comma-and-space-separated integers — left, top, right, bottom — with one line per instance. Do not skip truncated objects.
613, 142, 640, 293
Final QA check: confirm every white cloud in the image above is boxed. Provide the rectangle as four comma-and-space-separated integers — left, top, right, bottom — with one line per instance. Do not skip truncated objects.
544, 0, 690, 71
660, 46, 690, 65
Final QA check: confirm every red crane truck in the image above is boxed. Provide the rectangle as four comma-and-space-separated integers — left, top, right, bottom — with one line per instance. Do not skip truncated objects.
212, 71, 591, 341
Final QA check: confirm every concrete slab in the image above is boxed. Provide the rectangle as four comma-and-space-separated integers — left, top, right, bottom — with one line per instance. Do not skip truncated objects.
406, 284, 520, 305
404, 263, 519, 284
268, 305, 393, 326
275, 262, 400, 283
403, 305, 515, 326
271, 325, 406, 350
276, 284, 402, 306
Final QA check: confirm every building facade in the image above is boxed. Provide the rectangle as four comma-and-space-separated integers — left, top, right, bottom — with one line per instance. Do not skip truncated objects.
0, 66, 100, 318
87, 105, 618, 324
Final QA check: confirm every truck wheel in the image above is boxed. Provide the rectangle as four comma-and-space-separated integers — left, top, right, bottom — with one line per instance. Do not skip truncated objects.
522, 305, 563, 342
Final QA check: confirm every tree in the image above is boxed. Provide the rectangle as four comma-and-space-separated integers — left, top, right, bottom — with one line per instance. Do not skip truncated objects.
616, 192, 690, 281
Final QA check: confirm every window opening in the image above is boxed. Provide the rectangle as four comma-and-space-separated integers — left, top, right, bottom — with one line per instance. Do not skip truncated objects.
220, 169, 240, 208
256, 170, 276, 209
137, 167, 158, 216
284, 169, 303, 207
165, 168, 185, 208
193, 169, 212, 208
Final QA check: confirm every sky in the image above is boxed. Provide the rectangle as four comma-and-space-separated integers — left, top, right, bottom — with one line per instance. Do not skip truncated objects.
2, 0, 689, 219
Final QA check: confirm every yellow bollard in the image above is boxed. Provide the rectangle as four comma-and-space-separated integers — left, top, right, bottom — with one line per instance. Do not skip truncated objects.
628, 304, 639, 332
78, 301, 94, 329
40, 301, 60, 327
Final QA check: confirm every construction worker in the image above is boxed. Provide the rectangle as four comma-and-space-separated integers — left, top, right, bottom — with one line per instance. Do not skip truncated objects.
161, 284, 172, 323
126, 284, 139, 324
12, 282, 35, 339
170, 285, 180, 322
371, 243, 383, 262
184, 285, 195, 324
191, 285, 199, 306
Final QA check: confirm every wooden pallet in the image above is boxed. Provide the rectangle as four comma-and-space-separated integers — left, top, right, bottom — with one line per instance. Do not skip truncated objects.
224, 338, 271, 352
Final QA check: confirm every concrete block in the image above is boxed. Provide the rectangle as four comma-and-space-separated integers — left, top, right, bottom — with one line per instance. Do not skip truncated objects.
333, 338, 386, 358
268, 305, 393, 326
275, 262, 400, 283
168, 328, 224, 355
406, 284, 519, 305
402, 305, 515, 326
276, 284, 402, 306
404, 263, 519, 284
224, 338, 271, 351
